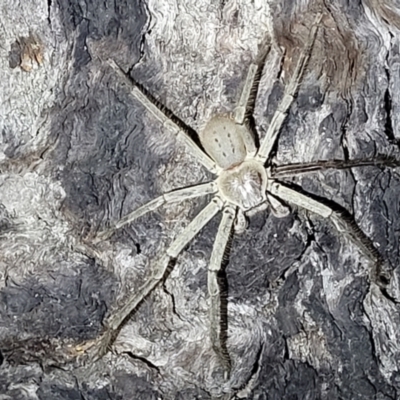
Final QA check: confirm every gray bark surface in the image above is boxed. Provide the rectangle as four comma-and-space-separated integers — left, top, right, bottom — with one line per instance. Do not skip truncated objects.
1, 0, 400, 399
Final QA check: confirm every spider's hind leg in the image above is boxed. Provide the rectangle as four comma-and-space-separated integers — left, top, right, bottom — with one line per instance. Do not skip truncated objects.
267, 193, 290, 218
108, 198, 223, 331
209, 205, 236, 376
77, 198, 223, 362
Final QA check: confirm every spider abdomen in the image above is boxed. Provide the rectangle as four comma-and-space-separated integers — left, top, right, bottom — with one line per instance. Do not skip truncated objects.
217, 160, 268, 211
200, 116, 251, 169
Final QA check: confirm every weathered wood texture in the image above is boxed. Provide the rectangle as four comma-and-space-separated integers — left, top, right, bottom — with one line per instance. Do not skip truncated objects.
1, 0, 400, 398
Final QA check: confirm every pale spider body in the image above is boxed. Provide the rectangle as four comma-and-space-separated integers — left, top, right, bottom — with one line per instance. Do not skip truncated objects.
200, 115, 249, 168
202, 115, 268, 211
218, 160, 268, 211
81, 13, 394, 377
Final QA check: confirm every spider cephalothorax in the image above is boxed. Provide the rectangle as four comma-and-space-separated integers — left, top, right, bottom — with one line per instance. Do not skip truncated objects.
201, 115, 268, 211
81, 12, 393, 377
217, 158, 268, 211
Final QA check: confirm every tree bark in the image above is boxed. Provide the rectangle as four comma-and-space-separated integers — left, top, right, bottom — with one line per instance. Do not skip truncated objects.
1, 0, 400, 399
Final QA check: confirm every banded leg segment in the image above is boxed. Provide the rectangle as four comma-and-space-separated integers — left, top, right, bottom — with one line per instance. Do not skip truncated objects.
108, 60, 217, 173
108, 198, 223, 331
208, 205, 236, 374
95, 182, 217, 242
256, 13, 322, 163
269, 181, 383, 281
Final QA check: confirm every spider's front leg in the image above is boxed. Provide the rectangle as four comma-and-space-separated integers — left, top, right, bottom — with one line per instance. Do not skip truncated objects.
271, 157, 400, 178
93, 182, 217, 243
255, 13, 323, 164
107, 60, 217, 174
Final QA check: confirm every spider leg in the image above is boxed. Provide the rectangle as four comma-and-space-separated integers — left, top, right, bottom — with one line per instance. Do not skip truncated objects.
108, 198, 223, 331
234, 208, 247, 233
256, 13, 322, 164
233, 61, 263, 126
208, 205, 236, 375
233, 35, 271, 157
108, 60, 217, 173
271, 157, 400, 179
269, 181, 386, 285
94, 182, 217, 242
234, 35, 271, 119
267, 193, 290, 217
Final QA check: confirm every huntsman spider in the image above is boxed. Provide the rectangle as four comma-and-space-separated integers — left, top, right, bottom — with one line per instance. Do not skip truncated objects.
82, 13, 394, 374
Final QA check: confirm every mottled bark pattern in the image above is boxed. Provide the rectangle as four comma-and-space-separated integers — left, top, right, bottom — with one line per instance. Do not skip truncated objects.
1, 0, 400, 399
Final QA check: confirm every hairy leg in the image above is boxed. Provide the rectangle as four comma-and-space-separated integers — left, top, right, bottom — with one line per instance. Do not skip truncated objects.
94, 181, 217, 242
256, 13, 322, 163
269, 181, 387, 285
109, 197, 223, 330
78, 198, 223, 362
233, 35, 271, 126
271, 157, 400, 179
233, 35, 272, 157
208, 205, 236, 375
108, 60, 217, 173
